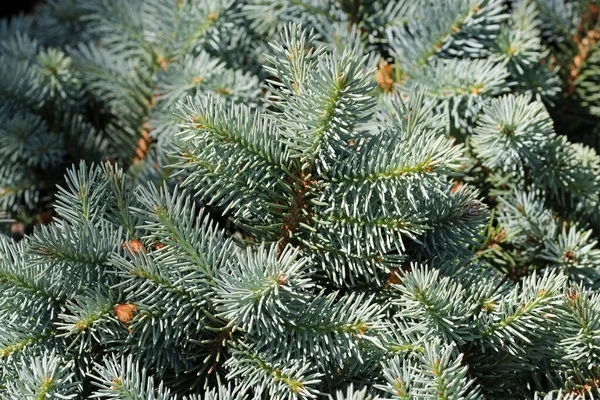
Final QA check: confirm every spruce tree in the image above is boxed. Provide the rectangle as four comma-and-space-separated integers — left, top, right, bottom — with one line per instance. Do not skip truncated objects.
2, 1, 600, 399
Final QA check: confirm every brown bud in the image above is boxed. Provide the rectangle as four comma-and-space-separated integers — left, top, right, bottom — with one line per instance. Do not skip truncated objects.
10, 222, 25, 237
377, 63, 394, 93
451, 181, 463, 193
39, 211, 53, 225
114, 304, 137, 324
566, 286, 580, 301
123, 240, 146, 255
564, 250, 575, 261
277, 272, 288, 287
110, 377, 122, 390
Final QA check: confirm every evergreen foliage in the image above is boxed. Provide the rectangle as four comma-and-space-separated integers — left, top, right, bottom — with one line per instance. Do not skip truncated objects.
2, 0, 600, 399
0, 0, 262, 232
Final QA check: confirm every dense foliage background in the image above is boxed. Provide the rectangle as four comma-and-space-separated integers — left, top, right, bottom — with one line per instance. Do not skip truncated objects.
2, 0, 600, 399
